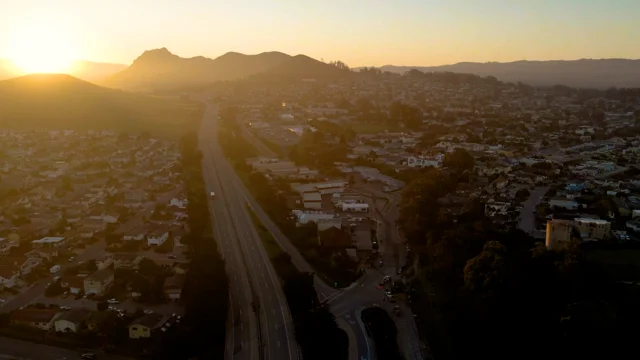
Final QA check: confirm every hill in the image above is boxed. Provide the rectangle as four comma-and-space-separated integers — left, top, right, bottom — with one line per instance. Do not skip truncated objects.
0, 59, 126, 82
377, 59, 640, 88
250, 55, 353, 80
105, 48, 292, 90
0, 74, 198, 136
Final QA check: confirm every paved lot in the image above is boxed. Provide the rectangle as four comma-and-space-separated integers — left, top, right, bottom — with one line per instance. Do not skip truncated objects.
0, 336, 130, 360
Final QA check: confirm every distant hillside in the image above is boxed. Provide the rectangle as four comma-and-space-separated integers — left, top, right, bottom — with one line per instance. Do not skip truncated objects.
0, 74, 197, 136
251, 55, 352, 80
0, 59, 126, 82
377, 59, 640, 88
105, 48, 292, 90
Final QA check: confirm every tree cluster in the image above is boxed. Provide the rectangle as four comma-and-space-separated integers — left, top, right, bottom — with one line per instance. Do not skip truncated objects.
398, 170, 629, 360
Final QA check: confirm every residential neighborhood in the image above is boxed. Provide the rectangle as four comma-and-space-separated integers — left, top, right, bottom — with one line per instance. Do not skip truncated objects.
0, 130, 190, 355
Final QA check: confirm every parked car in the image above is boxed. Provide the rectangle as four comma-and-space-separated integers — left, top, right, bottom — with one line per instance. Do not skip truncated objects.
81, 353, 96, 359
107, 298, 119, 304
143, 309, 154, 314
168, 255, 177, 260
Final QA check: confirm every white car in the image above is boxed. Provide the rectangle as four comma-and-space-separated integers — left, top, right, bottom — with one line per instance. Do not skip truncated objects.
143, 309, 154, 314
107, 298, 119, 304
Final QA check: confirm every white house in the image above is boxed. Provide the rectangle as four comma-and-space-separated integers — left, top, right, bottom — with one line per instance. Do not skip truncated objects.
170, 198, 188, 209
31, 237, 66, 248
54, 309, 91, 333
148, 229, 170, 246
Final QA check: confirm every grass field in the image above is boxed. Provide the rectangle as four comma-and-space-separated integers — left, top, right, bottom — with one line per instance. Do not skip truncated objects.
0, 74, 200, 138
587, 248, 640, 281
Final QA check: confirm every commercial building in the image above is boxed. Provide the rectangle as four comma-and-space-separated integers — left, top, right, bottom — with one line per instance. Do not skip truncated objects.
31, 237, 66, 248
545, 219, 573, 250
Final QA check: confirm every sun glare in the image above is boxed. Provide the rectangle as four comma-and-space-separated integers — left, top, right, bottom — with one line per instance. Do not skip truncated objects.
7, 24, 78, 74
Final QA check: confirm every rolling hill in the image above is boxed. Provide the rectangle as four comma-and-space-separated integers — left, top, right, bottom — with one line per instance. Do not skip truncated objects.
105, 48, 292, 90
0, 59, 126, 82
0, 74, 198, 136
376, 59, 640, 88
250, 54, 352, 80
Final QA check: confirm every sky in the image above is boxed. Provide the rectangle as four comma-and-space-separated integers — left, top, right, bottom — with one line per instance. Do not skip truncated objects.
0, 0, 638, 67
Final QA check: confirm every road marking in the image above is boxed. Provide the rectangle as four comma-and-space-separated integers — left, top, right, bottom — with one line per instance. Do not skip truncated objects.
278, 341, 281, 348
272, 308, 275, 314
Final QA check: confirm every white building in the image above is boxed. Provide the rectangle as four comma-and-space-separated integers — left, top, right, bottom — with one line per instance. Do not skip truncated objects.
341, 202, 369, 212
31, 237, 66, 248
406, 155, 444, 168
147, 229, 170, 246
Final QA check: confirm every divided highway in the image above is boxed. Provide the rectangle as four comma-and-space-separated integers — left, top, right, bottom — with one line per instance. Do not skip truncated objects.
198, 104, 298, 360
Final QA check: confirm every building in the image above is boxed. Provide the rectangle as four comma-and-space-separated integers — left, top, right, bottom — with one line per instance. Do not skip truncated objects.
9, 308, 60, 331
113, 253, 143, 269
341, 202, 369, 212
54, 309, 91, 333
0, 266, 18, 289
302, 192, 322, 210
549, 198, 579, 210
147, 228, 170, 247
292, 211, 335, 225
84, 268, 114, 295
163, 274, 185, 301
545, 219, 573, 250
31, 237, 66, 248
128, 313, 170, 339
574, 218, 611, 240
406, 155, 443, 168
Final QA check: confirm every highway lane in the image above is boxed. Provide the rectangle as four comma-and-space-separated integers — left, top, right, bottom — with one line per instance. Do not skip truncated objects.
200, 119, 256, 360
201, 159, 255, 360
200, 104, 298, 360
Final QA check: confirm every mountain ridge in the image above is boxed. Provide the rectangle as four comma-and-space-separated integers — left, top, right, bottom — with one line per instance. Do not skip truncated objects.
371, 58, 640, 88
0, 59, 126, 82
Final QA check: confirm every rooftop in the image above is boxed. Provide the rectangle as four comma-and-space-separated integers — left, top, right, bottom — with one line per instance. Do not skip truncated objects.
32, 237, 65, 244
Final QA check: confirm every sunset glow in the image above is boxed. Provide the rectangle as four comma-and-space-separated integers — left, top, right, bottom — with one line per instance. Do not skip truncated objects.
7, 23, 78, 74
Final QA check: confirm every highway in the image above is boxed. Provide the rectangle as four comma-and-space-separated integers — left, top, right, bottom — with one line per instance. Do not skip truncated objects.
198, 104, 298, 360
216, 104, 424, 360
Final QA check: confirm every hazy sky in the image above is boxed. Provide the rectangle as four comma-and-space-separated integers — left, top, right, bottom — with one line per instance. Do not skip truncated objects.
1, 0, 638, 66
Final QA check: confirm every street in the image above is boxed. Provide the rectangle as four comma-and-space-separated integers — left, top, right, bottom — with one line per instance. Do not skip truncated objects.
199, 104, 298, 360
518, 186, 549, 235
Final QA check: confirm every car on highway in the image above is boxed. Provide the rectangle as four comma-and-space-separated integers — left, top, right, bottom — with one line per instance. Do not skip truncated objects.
210, 191, 216, 198
81, 353, 96, 359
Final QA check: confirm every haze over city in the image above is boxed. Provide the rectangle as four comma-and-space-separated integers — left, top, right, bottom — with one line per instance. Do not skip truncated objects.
1, 0, 639, 72
1, 1, 640, 360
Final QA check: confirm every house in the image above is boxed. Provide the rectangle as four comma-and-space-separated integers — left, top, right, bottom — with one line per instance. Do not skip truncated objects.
128, 313, 169, 339
31, 236, 66, 248
318, 226, 353, 248
170, 198, 188, 209
61, 275, 85, 294
0, 256, 41, 276
26, 248, 59, 261
163, 274, 185, 301
103, 213, 120, 224
84, 268, 114, 295
147, 227, 170, 246
0, 266, 18, 289
406, 155, 443, 168
574, 218, 611, 240
546, 219, 573, 250
302, 192, 322, 210
9, 308, 61, 331
317, 218, 343, 232
113, 253, 143, 269
54, 309, 92, 333
549, 198, 579, 210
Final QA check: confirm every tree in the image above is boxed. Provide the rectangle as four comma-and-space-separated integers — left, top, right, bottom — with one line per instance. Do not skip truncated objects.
443, 148, 475, 173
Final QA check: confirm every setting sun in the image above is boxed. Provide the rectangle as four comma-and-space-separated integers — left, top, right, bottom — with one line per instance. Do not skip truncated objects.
7, 23, 78, 74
